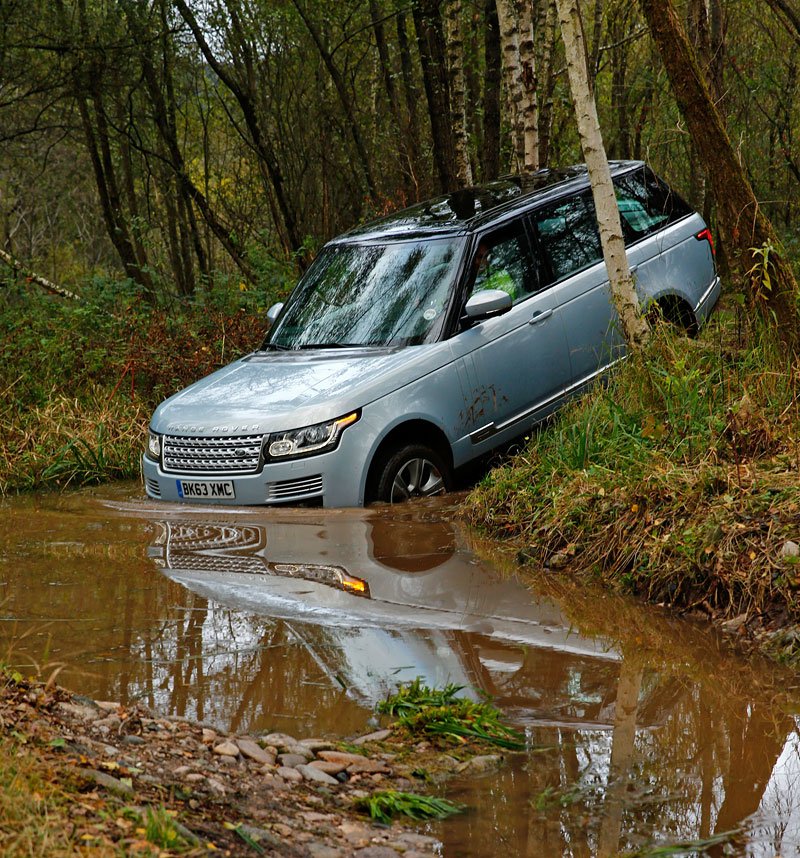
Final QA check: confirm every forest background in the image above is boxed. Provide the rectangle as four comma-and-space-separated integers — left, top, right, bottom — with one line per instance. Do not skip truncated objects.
1, 0, 799, 520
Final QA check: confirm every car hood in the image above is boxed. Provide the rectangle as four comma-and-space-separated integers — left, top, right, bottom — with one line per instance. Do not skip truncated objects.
151, 345, 446, 434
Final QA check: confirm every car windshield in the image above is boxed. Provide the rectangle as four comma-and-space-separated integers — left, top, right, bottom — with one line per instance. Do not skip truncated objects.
266, 237, 465, 349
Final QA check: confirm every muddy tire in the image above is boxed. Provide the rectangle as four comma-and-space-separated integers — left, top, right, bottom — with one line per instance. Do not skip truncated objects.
373, 444, 452, 504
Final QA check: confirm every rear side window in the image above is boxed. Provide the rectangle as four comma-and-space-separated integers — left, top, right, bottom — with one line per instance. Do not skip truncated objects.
613, 167, 692, 243
532, 193, 602, 283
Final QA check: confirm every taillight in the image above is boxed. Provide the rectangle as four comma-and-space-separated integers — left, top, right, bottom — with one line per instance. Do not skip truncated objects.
695, 227, 715, 256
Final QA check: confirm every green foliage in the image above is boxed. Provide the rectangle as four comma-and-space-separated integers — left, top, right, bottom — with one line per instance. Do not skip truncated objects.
0, 274, 288, 494
352, 790, 465, 825
378, 679, 525, 751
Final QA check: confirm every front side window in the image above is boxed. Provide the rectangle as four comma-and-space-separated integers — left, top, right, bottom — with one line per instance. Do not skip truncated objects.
533, 193, 603, 283
468, 222, 537, 303
266, 237, 464, 349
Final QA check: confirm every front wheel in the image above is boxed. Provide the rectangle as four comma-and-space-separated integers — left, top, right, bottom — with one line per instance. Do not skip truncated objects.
373, 444, 452, 504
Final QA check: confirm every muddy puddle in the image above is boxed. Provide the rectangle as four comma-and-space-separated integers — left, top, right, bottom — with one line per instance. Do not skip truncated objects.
2, 484, 800, 855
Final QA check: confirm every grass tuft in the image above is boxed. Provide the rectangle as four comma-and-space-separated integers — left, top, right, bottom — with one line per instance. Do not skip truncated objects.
378, 678, 525, 751
353, 789, 465, 824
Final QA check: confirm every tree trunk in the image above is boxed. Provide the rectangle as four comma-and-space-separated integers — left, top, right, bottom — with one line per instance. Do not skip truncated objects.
556, 0, 649, 350
639, 0, 800, 353
535, 0, 559, 167
369, 0, 419, 199
495, 0, 525, 170
396, 7, 425, 199
443, 0, 473, 186
518, 0, 541, 171
0, 247, 83, 301
482, 0, 502, 179
413, 0, 457, 193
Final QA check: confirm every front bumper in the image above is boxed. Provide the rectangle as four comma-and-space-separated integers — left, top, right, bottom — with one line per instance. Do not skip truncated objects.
142, 430, 366, 508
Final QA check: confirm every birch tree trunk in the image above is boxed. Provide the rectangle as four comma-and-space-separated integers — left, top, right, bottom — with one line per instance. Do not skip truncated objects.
495, 0, 525, 170
556, 0, 649, 349
444, 0, 474, 186
640, 0, 800, 353
518, 0, 541, 171
535, 0, 559, 166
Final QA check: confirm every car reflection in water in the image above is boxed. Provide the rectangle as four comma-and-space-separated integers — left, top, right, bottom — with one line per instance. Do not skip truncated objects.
148, 513, 622, 724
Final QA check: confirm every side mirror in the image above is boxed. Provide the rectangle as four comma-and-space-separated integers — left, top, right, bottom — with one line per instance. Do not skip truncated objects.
265, 301, 284, 328
462, 289, 513, 324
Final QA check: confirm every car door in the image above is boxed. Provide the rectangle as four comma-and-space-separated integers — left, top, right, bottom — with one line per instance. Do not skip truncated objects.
452, 219, 572, 446
530, 191, 624, 390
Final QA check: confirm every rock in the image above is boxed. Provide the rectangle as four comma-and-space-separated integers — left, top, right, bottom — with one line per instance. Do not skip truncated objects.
309, 760, 346, 775
456, 754, 503, 775
236, 825, 282, 849
94, 701, 120, 713
206, 777, 227, 796
353, 848, 400, 858
351, 729, 391, 746
236, 738, 275, 765
316, 751, 366, 766
121, 735, 145, 746
57, 702, 99, 722
213, 741, 240, 757
261, 732, 297, 748
782, 540, 800, 558
278, 753, 308, 768
394, 832, 441, 850
277, 766, 303, 782
297, 764, 339, 786
299, 738, 334, 751
201, 728, 217, 744
345, 757, 390, 775
80, 768, 134, 796
306, 843, 344, 857
284, 743, 314, 759
721, 613, 748, 634
185, 773, 205, 783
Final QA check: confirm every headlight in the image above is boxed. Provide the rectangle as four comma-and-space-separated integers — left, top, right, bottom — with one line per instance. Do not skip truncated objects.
146, 431, 161, 461
267, 412, 359, 459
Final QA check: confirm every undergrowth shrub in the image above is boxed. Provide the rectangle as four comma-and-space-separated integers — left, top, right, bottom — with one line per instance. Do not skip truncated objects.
464, 312, 800, 626
0, 269, 295, 493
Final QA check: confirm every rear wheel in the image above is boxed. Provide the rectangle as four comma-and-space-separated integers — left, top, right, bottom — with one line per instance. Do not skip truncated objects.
373, 444, 452, 504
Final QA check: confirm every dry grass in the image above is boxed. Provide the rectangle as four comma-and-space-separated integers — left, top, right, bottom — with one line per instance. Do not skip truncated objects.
0, 390, 148, 495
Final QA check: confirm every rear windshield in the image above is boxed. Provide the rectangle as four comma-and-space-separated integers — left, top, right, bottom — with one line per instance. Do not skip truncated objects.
266, 237, 464, 349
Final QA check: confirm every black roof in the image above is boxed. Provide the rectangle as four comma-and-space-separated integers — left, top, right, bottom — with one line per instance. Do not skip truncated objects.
336, 160, 644, 243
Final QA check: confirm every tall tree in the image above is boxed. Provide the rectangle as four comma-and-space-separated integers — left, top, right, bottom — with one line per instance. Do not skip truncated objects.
639, 0, 800, 353
556, 0, 649, 349
413, 0, 457, 192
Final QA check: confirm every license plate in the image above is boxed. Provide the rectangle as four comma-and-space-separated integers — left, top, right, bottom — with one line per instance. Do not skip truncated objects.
176, 480, 236, 500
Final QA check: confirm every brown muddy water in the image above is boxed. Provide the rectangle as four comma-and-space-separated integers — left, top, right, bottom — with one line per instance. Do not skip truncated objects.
2, 484, 800, 856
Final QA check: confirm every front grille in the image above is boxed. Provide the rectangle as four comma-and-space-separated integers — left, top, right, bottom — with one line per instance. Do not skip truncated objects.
145, 477, 161, 497
162, 433, 265, 475
267, 475, 323, 501
165, 550, 267, 576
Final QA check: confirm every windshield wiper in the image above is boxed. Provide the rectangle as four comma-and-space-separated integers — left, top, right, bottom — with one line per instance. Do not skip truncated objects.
261, 342, 292, 351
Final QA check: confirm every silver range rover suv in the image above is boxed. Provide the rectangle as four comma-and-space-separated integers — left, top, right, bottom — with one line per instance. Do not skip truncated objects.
143, 161, 720, 507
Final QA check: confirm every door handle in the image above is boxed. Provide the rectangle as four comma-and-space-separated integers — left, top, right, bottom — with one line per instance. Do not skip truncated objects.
529, 309, 553, 325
